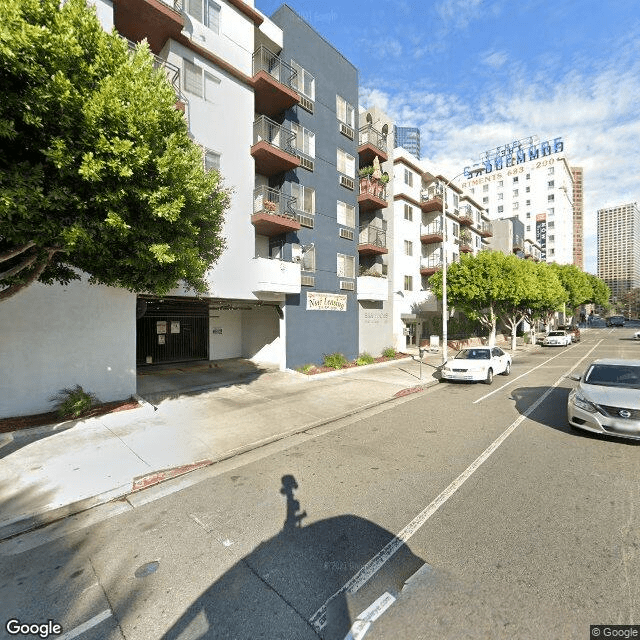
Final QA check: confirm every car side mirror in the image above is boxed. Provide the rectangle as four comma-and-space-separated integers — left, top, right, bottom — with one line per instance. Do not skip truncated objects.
567, 373, 581, 381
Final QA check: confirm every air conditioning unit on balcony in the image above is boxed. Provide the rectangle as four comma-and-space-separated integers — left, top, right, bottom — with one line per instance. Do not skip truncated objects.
340, 280, 355, 291
339, 122, 355, 140
301, 275, 315, 287
297, 213, 314, 228
339, 175, 355, 190
299, 156, 314, 172
339, 228, 354, 240
299, 96, 314, 113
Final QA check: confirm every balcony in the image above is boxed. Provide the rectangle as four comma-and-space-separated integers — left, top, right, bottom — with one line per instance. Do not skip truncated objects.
251, 116, 300, 177
460, 242, 473, 253
357, 275, 388, 301
479, 221, 493, 237
420, 221, 443, 244
358, 177, 388, 212
420, 257, 442, 276
113, 0, 184, 54
420, 188, 444, 213
251, 46, 300, 119
358, 125, 388, 164
252, 257, 301, 295
458, 205, 474, 226
512, 234, 524, 252
358, 224, 388, 255
252, 186, 301, 236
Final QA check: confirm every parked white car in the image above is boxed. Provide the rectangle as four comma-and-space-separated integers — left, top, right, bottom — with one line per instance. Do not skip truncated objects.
635, 330, 640, 340
441, 346, 511, 385
568, 359, 640, 440
543, 330, 571, 346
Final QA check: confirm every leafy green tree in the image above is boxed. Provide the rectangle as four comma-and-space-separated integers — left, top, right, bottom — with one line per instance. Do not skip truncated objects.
430, 250, 511, 347
0, 0, 228, 302
526, 262, 568, 339
585, 274, 611, 308
548, 264, 592, 322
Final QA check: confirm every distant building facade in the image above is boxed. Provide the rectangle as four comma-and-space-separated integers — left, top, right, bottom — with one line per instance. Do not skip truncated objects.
394, 126, 421, 159
571, 167, 584, 269
597, 202, 640, 301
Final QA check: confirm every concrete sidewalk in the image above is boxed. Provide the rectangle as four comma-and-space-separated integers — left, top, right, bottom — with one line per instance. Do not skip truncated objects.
0, 350, 448, 541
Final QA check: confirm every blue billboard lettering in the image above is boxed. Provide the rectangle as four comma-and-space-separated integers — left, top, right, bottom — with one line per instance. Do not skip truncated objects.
541, 141, 551, 156
494, 156, 503, 170
528, 146, 539, 160
516, 148, 526, 163
484, 161, 493, 173
554, 137, 563, 152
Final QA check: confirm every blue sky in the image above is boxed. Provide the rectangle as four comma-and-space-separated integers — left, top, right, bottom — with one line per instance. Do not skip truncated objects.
257, 0, 640, 274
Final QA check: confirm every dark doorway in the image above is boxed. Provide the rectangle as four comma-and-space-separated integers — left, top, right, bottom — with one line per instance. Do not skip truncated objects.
137, 299, 209, 366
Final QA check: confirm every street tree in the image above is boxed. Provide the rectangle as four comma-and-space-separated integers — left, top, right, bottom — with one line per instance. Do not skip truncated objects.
430, 250, 513, 347
0, 0, 228, 302
586, 274, 611, 308
527, 262, 568, 331
548, 264, 592, 321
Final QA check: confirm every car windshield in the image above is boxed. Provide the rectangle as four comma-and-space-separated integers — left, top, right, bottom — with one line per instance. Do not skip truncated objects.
584, 364, 640, 389
548, 331, 564, 337
455, 349, 490, 360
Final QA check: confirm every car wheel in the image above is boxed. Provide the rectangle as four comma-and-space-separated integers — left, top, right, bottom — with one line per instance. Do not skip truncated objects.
502, 361, 511, 376
484, 368, 493, 385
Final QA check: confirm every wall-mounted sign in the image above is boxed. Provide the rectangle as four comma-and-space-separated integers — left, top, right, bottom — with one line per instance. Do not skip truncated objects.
171, 321, 180, 334
156, 321, 167, 334
463, 136, 564, 179
536, 213, 547, 260
307, 292, 347, 312
212, 328, 223, 334
158, 334, 166, 345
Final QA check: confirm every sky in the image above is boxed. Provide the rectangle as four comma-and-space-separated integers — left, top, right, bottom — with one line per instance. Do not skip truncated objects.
257, 0, 640, 274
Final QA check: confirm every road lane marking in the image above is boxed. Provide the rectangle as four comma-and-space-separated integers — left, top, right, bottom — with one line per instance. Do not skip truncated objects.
310, 342, 602, 633
58, 610, 112, 640
343, 592, 396, 640
473, 340, 603, 404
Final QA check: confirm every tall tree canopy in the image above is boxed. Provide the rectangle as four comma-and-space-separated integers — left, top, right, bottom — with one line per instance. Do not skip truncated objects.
0, 0, 228, 301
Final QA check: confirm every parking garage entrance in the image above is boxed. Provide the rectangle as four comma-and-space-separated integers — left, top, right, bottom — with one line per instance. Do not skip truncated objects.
136, 298, 209, 366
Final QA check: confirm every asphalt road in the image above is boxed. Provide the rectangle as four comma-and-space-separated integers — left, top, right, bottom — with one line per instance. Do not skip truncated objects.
1, 326, 638, 640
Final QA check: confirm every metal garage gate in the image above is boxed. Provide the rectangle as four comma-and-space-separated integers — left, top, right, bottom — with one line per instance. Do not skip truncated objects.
136, 299, 209, 366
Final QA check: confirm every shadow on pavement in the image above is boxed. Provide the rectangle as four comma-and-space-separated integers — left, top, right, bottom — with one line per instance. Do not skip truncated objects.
162, 475, 426, 640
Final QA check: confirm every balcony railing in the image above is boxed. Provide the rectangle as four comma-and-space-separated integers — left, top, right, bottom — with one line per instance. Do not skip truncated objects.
421, 221, 443, 235
459, 204, 474, 225
253, 186, 297, 219
479, 220, 493, 236
253, 115, 297, 155
358, 125, 387, 155
513, 234, 524, 251
157, 0, 183, 11
358, 224, 387, 249
420, 256, 443, 272
252, 46, 297, 88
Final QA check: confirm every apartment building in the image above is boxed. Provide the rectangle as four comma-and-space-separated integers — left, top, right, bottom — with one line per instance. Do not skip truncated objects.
460, 136, 575, 265
597, 202, 640, 301
392, 148, 491, 349
571, 167, 584, 269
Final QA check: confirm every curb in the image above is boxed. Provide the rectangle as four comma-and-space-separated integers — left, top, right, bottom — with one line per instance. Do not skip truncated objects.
0, 377, 439, 542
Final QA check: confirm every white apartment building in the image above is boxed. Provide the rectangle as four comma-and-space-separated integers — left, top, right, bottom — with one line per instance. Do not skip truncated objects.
391, 148, 491, 350
597, 202, 640, 301
460, 136, 574, 265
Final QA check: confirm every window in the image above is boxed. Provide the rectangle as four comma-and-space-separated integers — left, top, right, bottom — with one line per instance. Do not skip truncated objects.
291, 183, 315, 214
548, 208, 554, 216
526, 212, 531, 219
183, 59, 220, 99
498, 193, 503, 200
404, 203, 413, 221
526, 200, 530, 206
337, 253, 355, 278
452, 222, 459, 237
404, 169, 413, 186
498, 205, 504, 213
337, 149, 355, 177
548, 235, 555, 242
548, 167, 555, 175
336, 96, 354, 127
291, 60, 315, 100
291, 123, 315, 157
204, 149, 220, 171
404, 275, 413, 291
548, 221, 555, 229
302, 245, 315, 272
186, 0, 220, 32
526, 225, 531, 232
513, 177, 519, 183
513, 202, 519, 209
498, 180, 503, 187
525, 186, 530, 193
548, 180, 554, 188
482, 197, 488, 204
483, 184, 489, 192
337, 201, 355, 228
404, 240, 413, 256
548, 194, 555, 202
526, 173, 530, 179
513, 189, 519, 197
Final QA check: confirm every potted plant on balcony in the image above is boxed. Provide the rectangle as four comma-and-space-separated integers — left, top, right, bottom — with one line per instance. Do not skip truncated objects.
359, 165, 374, 192
263, 199, 277, 213
378, 172, 389, 199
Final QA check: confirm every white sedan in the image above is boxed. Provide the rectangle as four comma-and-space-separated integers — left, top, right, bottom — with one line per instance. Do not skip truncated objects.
543, 330, 571, 346
441, 346, 511, 385
635, 330, 640, 340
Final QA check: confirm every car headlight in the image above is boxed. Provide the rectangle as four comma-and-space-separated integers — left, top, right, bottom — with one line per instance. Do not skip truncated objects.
572, 394, 598, 413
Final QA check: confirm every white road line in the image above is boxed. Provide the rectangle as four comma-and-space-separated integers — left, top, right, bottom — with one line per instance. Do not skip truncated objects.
343, 592, 396, 640
473, 340, 602, 404
58, 610, 112, 640
310, 342, 602, 633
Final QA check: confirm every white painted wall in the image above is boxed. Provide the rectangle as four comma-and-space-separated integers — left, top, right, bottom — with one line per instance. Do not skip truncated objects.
208, 309, 242, 359
241, 306, 282, 365
0, 276, 136, 418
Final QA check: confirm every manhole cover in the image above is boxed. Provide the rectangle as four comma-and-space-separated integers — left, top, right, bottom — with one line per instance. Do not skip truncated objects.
134, 561, 159, 578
